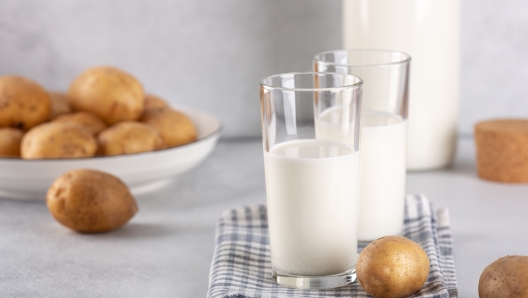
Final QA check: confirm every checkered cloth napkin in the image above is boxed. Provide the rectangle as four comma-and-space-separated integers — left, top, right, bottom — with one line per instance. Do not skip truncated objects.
207, 194, 457, 298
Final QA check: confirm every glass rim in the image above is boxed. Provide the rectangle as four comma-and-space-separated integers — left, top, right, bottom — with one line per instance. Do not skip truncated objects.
314, 49, 411, 68
260, 71, 363, 92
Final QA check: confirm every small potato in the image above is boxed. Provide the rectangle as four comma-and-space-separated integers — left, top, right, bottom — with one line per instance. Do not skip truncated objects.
98, 121, 165, 156
144, 94, 170, 111
48, 92, 72, 119
0, 76, 51, 130
356, 236, 430, 298
68, 66, 144, 124
479, 255, 528, 298
53, 112, 107, 135
0, 128, 24, 157
21, 122, 97, 159
139, 109, 197, 147
47, 169, 138, 233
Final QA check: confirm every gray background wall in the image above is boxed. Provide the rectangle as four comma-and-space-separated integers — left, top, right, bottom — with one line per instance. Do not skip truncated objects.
0, 0, 526, 138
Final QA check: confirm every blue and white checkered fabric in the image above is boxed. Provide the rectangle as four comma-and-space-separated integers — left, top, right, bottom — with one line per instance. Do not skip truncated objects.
207, 194, 457, 298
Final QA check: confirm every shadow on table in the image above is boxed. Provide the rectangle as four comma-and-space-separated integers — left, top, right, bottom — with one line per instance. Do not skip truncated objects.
96, 222, 177, 239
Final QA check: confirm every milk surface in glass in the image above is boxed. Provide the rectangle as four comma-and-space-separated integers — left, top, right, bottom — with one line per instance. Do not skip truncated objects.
264, 139, 360, 276
316, 107, 407, 241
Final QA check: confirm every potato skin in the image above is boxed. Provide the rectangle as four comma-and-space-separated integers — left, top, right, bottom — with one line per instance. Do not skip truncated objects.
0, 76, 51, 130
68, 67, 144, 125
48, 92, 72, 119
0, 128, 24, 157
144, 94, 170, 111
53, 112, 107, 135
21, 122, 97, 159
139, 109, 197, 147
47, 169, 137, 233
478, 255, 528, 298
97, 121, 165, 156
356, 236, 430, 298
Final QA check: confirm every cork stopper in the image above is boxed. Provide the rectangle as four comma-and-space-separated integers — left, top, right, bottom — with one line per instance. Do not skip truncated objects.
475, 119, 528, 183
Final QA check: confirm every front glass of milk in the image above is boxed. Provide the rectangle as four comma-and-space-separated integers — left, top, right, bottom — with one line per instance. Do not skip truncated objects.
314, 50, 411, 241
260, 72, 363, 290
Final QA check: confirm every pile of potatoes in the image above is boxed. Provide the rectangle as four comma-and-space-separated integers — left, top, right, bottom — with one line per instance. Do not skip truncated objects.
0, 66, 197, 159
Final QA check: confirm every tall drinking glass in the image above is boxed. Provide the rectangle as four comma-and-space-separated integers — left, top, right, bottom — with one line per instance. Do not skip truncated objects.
314, 50, 411, 241
260, 72, 363, 289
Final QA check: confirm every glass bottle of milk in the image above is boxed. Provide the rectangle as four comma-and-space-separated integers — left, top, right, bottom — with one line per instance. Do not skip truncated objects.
343, 0, 460, 171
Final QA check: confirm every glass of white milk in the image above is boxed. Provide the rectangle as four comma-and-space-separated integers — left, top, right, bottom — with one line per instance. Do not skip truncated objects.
314, 50, 411, 242
260, 72, 363, 289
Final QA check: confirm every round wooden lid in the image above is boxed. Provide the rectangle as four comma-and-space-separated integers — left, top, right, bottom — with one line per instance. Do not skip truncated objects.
474, 118, 528, 183
475, 119, 528, 134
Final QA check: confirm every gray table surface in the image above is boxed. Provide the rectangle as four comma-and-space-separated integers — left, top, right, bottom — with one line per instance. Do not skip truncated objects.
1, 137, 527, 297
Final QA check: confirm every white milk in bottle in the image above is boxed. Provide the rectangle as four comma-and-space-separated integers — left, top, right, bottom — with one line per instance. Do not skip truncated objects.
343, 0, 459, 170
264, 139, 360, 276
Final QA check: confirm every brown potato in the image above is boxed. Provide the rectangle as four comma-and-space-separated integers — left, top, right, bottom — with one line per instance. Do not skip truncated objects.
144, 94, 170, 111
0, 76, 51, 130
53, 112, 107, 135
21, 122, 97, 159
68, 66, 144, 124
356, 236, 430, 298
139, 109, 197, 147
47, 169, 138, 233
479, 255, 528, 298
48, 92, 72, 119
98, 121, 165, 156
0, 128, 24, 157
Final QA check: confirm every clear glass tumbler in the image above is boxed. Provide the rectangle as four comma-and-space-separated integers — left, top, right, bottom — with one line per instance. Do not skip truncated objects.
314, 50, 411, 242
260, 72, 363, 289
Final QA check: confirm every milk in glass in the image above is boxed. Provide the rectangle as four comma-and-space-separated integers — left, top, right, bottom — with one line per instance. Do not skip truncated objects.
264, 139, 360, 276
316, 107, 407, 241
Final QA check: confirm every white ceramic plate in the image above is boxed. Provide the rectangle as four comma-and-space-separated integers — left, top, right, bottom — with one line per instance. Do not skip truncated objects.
0, 106, 222, 201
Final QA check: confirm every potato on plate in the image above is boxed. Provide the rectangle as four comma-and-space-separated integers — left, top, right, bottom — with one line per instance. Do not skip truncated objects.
140, 108, 197, 147
53, 111, 107, 135
98, 121, 165, 156
0, 76, 51, 130
47, 169, 137, 233
68, 66, 144, 124
479, 255, 528, 298
0, 128, 24, 157
144, 94, 170, 111
21, 122, 97, 159
356, 236, 430, 298
48, 92, 72, 119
